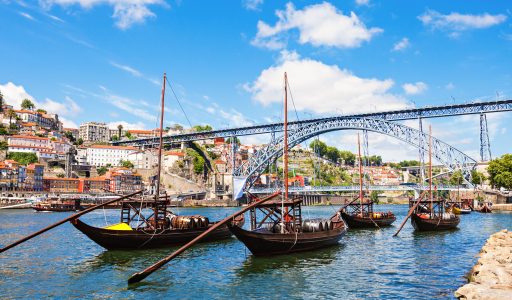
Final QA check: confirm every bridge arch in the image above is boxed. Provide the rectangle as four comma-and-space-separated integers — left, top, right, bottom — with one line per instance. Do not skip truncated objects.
234, 117, 477, 191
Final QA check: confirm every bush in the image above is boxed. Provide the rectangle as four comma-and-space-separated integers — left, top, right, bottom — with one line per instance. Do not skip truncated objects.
7, 152, 38, 165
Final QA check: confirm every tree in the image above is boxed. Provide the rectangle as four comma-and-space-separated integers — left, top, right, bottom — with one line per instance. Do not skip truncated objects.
36, 109, 47, 114
56, 173, 65, 178
117, 124, 123, 138
471, 170, 486, 186
21, 99, 35, 110
125, 131, 132, 139
0, 90, 3, 112
120, 160, 134, 168
7, 110, 17, 126
7, 152, 38, 165
226, 137, 240, 144
309, 140, 327, 157
192, 124, 213, 132
339, 150, 356, 166
370, 191, 380, 204
97, 166, 108, 176
76, 138, 83, 145
64, 131, 76, 143
449, 170, 464, 185
487, 154, 512, 190
325, 146, 340, 163
111, 135, 119, 141
0, 140, 8, 150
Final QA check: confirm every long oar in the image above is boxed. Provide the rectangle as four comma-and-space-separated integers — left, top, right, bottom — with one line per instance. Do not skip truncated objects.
393, 191, 427, 237
128, 191, 280, 284
0, 190, 143, 254
330, 195, 360, 219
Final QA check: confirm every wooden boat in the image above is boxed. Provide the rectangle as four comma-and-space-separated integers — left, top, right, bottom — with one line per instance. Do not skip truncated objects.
71, 73, 243, 250
477, 202, 493, 213
228, 72, 347, 256
72, 212, 244, 250
410, 125, 459, 232
339, 134, 396, 228
32, 199, 81, 212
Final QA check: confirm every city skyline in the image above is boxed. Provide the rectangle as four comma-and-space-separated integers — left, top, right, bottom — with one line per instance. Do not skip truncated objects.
1, 0, 511, 162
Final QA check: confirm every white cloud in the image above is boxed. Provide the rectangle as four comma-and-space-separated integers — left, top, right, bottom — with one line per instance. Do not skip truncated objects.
19, 11, 36, 20
445, 82, 455, 90
419, 10, 507, 34
243, 0, 263, 11
392, 37, 410, 51
402, 82, 428, 95
107, 121, 146, 130
252, 2, 382, 49
39, 0, 167, 29
218, 109, 255, 127
245, 51, 410, 115
0, 82, 82, 126
103, 93, 157, 122
355, 0, 369, 6
110, 61, 142, 77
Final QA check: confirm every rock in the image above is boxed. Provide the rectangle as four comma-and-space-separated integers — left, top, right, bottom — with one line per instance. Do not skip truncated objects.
456, 229, 512, 299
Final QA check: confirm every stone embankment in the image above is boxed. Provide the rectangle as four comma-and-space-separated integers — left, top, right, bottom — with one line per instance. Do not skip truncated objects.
455, 229, 512, 299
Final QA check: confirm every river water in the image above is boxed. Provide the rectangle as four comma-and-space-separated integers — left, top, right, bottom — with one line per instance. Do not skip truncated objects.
1, 205, 511, 299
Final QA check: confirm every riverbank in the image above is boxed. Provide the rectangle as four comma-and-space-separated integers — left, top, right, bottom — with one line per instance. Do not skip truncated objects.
455, 229, 512, 299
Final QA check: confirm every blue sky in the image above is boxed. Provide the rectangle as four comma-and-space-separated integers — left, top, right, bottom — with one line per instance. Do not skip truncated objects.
1, 0, 511, 161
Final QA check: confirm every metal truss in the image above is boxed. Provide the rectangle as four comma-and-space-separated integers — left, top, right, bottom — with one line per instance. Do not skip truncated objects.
114, 99, 512, 147
234, 117, 477, 190
480, 113, 492, 162
250, 184, 465, 194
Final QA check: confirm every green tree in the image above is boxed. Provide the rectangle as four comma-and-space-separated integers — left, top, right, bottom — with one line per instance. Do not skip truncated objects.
370, 191, 380, 204
64, 131, 76, 143
7, 152, 38, 165
97, 166, 108, 176
0, 90, 3, 112
21, 99, 35, 110
325, 146, 340, 163
76, 138, 83, 145
111, 135, 119, 141
310, 140, 327, 156
125, 131, 132, 139
339, 150, 356, 166
471, 170, 486, 186
226, 137, 241, 144
487, 154, 512, 189
186, 149, 205, 174
120, 160, 134, 168
56, 173, 65, 178
0, 140, 8, 150
117, 124, 123, 138
36, 109, 47, 114
192, 124, 213, 132
7, 110, 17, 126
449, 170, 464, 185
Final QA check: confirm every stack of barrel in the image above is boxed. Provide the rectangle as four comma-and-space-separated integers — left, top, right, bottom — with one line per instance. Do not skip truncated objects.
168, 215, 209, 229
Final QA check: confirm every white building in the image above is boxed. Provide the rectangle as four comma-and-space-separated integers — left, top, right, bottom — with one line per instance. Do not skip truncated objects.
79, 122, 110, 143
86, 145, 138, 167
163, 151, 185, 170
7, 135, 70, 159
127, 150, 159, 169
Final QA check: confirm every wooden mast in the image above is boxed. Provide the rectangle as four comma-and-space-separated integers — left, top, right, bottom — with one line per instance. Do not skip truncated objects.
357, 133, 363, 215
429, 125, 433, 215
282, 72, 289, 232
154, 72, 166, 228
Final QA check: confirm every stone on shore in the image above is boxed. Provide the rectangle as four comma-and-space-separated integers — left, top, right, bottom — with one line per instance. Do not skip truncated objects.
455, 229, 512, 299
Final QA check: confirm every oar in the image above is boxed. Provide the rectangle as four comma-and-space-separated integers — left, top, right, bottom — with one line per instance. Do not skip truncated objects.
128, 191, 281, 284
393, 191, 427, 237
0, 190, 144, 254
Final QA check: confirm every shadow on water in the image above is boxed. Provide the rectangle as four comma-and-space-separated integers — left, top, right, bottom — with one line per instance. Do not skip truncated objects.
235, 243, 343, 277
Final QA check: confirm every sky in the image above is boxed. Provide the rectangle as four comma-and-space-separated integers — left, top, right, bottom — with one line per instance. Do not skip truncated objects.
1, 0, 511, 162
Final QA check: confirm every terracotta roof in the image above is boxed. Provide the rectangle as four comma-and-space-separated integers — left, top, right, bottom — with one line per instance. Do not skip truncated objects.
9, 135, 49, 141
43, 177, 80, 181
164, 151, 185, 156
89, 145, 138, 150
214, 159, 227, 165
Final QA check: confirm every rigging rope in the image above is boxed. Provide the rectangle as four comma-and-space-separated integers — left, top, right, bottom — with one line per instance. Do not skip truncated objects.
165, 77, 192, 128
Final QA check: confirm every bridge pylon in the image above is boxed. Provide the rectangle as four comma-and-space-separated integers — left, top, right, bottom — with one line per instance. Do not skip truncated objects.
479, 113, 492, 162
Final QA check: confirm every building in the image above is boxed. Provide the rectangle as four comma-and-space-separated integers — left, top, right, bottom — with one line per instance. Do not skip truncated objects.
14, 110, 62, 131
104, 168, 142, 194
0, 160, 19, 191
25, 163, 44, 191
79, 122, 110, 143
43, 177, 80, 193
127, 129, 162, 139
63, 128, 79, 140
78, 177, 106, 193
85, 145, 138, 167
7, 135, 71, 160
163, 151, 185, 169
127, 150, 158, 169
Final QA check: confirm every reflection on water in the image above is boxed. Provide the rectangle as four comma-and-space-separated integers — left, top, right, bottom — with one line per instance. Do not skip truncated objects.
0, 205, 511, 299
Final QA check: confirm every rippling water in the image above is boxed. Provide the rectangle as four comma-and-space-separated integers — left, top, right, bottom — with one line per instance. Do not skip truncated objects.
1, 205, 511, 299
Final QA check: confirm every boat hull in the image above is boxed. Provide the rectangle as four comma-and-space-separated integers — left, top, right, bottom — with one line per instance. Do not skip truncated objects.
71, 216, 243, 250
340, 212, 396, 228
477, 205, 492, 213
411, 214, 459, 231
32, 205, 78, 212
227, 216, 347, 256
